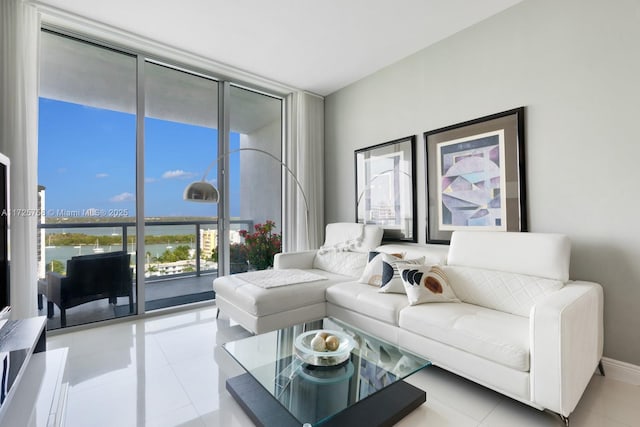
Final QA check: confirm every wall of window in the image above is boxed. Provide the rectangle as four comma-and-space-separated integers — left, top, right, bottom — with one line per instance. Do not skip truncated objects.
38, 29, 284, 329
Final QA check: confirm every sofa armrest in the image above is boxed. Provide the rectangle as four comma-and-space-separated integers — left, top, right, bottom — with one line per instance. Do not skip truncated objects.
273, 250, 317, 270
530, 280, 604, 416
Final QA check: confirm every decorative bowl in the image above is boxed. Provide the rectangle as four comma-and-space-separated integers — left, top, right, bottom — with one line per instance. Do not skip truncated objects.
298, 360, 355, 383
294, 329, 356, 366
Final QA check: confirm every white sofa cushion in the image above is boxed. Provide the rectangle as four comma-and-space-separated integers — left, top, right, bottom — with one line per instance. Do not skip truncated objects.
356, 225, 385, 253
213, 269, 349, 317
400, 265, 460, 305
321, 223, 384, 253
443, 266, 564, 317
314, 223, 383, 276
399, 302, 530, 372
323, 222, 362, 243
313, 250, 368, 277
448, 231, 570, 282
326, 282, 409, 325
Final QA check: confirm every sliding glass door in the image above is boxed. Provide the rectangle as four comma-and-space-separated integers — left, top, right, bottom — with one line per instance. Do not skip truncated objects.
38, 31, 138, 329
143, 62, 219, 310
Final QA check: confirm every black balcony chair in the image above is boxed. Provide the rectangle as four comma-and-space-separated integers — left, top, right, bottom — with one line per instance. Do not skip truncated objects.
45, 251, 134, 327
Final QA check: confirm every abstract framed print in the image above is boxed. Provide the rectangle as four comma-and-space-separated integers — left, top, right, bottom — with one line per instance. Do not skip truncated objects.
424, 107, 526, 244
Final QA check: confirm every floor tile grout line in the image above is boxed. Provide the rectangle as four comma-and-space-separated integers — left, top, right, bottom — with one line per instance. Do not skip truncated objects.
477, 396, 505, 424
424, 394, 500, 424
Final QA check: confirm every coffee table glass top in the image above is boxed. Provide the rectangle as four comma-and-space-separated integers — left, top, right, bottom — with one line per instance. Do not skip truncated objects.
223, 318, 431, 426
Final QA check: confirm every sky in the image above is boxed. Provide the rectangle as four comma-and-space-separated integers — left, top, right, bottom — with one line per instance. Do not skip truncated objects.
38, 98, 241, 218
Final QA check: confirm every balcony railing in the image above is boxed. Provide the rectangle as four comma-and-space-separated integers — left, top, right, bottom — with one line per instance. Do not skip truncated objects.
37, 219, 254, 280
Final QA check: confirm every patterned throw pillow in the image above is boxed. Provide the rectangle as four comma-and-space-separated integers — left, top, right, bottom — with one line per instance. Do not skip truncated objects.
359, 252, 402, 286
378, 257, 425, 294
400, 265, 460, 305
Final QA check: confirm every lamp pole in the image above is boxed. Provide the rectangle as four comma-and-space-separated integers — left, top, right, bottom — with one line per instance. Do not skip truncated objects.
185, 147, 310, 249
198, 148, 310, 216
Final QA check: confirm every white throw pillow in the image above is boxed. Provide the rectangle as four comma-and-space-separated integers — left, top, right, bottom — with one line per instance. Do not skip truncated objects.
378, 256, 425, 294
359, 252, 402, 286
400, 265, 460, 305
313, 250, 368, 277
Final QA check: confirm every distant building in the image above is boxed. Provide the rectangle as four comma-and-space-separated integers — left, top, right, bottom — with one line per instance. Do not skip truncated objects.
200, 228, 217, 259
148, 259, 195, 276
199, 228, 243, 259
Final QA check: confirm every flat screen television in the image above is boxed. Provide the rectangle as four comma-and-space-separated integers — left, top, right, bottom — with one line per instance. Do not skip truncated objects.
0, 153, 9, 310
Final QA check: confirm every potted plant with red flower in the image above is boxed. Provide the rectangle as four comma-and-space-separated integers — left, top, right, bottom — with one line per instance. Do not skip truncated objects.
239, 220, 282, 270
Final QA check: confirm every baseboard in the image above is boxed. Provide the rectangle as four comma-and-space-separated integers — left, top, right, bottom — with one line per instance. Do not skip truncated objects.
601, 357, 640, 385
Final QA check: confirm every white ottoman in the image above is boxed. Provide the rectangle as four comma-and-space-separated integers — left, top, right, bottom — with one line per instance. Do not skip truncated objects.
213, 269, 353, 334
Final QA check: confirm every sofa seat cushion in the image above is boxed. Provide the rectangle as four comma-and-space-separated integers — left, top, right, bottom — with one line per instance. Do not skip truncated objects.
326, 282, 409, 325
213, 269, 349, 317
399, 302, 530, 372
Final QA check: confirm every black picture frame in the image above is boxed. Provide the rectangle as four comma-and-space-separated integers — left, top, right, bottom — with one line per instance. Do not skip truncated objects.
355, 136, 417, 242
424, 107, 527, 244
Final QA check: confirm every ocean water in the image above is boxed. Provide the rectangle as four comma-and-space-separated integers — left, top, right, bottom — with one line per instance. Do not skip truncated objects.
43, 243, 185, 264
42, 224, 209, 265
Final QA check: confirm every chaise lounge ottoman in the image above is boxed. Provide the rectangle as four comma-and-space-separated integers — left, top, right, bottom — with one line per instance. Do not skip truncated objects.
213, 223, 384, 333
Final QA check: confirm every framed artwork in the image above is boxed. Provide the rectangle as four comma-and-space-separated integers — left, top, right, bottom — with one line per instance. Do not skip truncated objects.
355, 136, 417, 242
424, 107, 526, 244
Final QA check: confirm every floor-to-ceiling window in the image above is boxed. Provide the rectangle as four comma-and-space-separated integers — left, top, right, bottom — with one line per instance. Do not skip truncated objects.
38, 29, 285, 328
38, 30, 138, 329
143, 62, 220, 310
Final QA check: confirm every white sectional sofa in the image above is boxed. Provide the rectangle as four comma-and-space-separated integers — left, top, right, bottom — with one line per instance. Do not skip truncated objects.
213, 223, 603, 421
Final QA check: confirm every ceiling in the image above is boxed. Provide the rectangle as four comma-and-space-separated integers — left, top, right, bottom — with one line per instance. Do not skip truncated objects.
36, 0, 524, 96
40, 31, 282, 134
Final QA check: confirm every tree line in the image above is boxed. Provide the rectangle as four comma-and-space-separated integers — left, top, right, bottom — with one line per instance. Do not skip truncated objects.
45, 233, 193, 246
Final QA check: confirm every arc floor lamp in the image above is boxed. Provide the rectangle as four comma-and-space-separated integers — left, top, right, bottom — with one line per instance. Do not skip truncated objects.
183, 147, 310, 244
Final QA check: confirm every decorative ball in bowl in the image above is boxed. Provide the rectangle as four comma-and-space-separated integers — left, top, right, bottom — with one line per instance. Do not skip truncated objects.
294, 329, 356, 367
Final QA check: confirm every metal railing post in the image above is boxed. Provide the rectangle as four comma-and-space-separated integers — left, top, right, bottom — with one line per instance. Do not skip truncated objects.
122, 225, 128, 253
195, 223, 201, 277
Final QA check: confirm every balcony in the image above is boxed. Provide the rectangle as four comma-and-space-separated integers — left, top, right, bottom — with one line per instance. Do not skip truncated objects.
37, 219, 253, 330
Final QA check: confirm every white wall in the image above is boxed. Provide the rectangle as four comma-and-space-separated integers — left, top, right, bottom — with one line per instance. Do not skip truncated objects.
325, 0, 640, 365
239, 119, 282, 231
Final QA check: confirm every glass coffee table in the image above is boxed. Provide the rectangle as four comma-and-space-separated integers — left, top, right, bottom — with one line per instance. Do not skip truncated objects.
223, 318, 430, 427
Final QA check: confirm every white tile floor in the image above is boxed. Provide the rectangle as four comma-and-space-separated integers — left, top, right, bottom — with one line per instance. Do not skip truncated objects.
47, 306, 639, 427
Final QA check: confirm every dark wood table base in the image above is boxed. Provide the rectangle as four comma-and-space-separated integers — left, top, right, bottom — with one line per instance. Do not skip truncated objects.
227, 372, 426, 427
